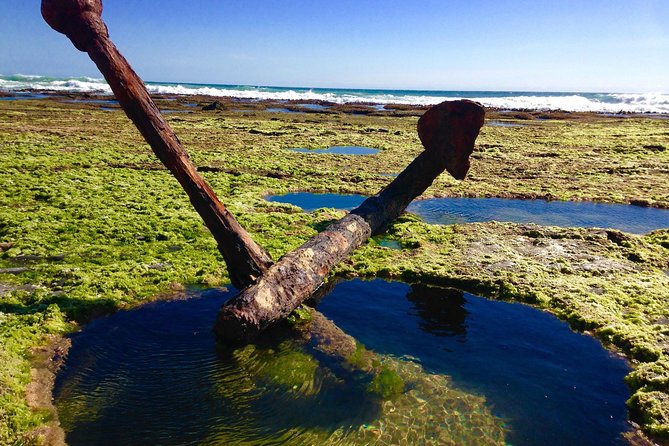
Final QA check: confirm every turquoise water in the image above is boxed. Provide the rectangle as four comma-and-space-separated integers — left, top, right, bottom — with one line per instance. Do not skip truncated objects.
2, 75, 668, 113
266, 193, 669, 234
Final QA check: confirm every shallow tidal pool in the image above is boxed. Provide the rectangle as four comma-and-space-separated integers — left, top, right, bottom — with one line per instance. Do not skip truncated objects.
54, 279, 630, 446
266, 193, 669, 234
288, 146, 380, 155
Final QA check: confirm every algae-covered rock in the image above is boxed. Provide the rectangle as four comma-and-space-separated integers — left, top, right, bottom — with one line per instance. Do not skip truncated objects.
216, 344, 506, 445
2, 97, 668, 442
367, 365, 404, 399
232, 342, 319, 394
628, 390, 669, 439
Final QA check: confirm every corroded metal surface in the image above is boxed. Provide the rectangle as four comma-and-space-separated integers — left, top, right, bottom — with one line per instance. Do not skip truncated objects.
41, 0, 484, 343
216, 101, 485, 341
41, 0, 273, 288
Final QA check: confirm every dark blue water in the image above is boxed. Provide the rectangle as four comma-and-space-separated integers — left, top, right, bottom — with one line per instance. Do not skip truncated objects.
63, 99, 119, 105
53, 280, 631, 445
0, 93, 48, 100
317, 279, 631, 446
296, 103, 329, 111
289, 146, 379, 155
266, 193, 669, 234
265, 107, 297, 113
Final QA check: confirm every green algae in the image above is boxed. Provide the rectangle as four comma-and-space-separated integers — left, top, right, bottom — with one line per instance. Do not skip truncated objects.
347, 341, 378, 370
0, 98, 668, 443
367, 365, 405, 399
286, 305, 313, 326
232, 341, 319, 393
214, 338, 506, 445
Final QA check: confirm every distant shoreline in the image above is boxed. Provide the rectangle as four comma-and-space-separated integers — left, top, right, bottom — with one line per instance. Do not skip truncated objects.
2, 90, 669, 120
1, 74, 668, 114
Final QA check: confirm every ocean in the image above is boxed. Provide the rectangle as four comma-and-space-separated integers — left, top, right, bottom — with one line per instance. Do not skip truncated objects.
1, 74, 668, 114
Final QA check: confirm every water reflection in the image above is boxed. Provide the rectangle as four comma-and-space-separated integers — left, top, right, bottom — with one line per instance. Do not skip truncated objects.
317, 279, 631, 446
487, 120, 523, 127
0, 93, 48, 100
406, 284, 468, 340
53, 279, 631, 446
266, 192, 669, 234
55, 286, 506, 446
289, 146, 379, 155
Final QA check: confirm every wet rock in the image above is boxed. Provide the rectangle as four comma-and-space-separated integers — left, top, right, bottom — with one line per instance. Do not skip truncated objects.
10, 255, 42, 263
0, 283, 39, 296
266, 170, 291, 179
643, 144, 665, 152
606, 230, 633, 246
202, 101, 221, 111
0, 283, 13, 296
0, 267, 30, 274
630, 199, 650, 207
0, 242, 14, 252
147, 262, 172, 270
47, 254, 66, 261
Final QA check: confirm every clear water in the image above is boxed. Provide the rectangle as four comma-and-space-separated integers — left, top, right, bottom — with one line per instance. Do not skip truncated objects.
265, 107, 298, 113
0, 93, 48, 100
487, 121, 523, 127
63, 99, 119, 105
266, 193, 669, 234
288, 146, 379, 155
318, 279, 631, 446
375, 237, 402, 249
296, 103, 329, 111
54, 279, 630, 445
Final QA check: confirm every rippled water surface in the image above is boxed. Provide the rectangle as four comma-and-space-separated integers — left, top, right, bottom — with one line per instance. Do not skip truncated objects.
319, 280, 630, 446
266, 193, 669, 233
55, 280, 630, 446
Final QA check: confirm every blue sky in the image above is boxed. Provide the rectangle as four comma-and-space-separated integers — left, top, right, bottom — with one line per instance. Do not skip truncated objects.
1, 0, 667, 92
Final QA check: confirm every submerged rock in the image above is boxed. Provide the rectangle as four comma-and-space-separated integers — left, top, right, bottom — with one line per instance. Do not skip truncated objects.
202, 101, 221, 111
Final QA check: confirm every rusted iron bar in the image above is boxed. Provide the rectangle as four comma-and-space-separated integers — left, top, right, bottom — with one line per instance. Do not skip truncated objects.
215, 101, 484, 341
41, 0, 273, 288
41, 1, 484, 344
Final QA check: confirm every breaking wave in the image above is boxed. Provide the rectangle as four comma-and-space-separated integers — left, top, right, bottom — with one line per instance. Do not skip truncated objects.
1, 74, 667, 113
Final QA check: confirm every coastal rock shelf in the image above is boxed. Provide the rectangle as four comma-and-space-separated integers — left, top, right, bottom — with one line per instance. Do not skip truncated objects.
266, 193, 669, 234
54, 279, 630, 446
0, 93, 48, 100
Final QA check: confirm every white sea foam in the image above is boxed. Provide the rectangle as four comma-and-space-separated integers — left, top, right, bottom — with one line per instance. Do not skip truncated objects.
0, 75, 111, 94
1, 74, 667, 113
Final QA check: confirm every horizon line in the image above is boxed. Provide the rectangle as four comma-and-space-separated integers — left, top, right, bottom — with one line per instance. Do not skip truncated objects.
1, 73, 666, 96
